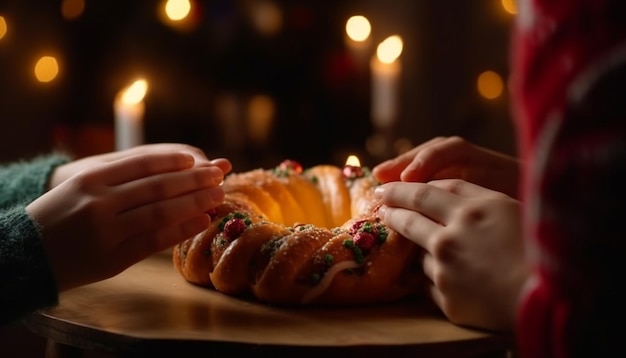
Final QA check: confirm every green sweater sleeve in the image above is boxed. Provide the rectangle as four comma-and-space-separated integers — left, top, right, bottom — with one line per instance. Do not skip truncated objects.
0, 205, 59, 324
0, 153, 70, 209
0, 153, 70, 324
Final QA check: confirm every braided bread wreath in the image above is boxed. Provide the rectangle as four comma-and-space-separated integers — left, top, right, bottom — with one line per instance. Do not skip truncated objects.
173, 160, 424, 306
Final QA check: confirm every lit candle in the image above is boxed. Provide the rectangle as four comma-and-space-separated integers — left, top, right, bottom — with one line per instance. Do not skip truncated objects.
370, 35, 403, 129
345, 15, 372, 70
114, 79, 148, 151
343, 154, 364, 179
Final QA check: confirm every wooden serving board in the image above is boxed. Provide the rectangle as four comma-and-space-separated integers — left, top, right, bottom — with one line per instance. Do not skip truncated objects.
24, 252, 512, 357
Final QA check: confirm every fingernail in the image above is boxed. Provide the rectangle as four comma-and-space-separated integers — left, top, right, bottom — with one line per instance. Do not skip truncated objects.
376, 205, 387, 218
374, 186, 385, 198
202, 167, 224, 185
181, 153, 195, 167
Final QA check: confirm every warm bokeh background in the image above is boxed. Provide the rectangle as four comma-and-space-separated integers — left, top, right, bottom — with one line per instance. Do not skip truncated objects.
0, 0, 516, 170
0, 1, 517, 356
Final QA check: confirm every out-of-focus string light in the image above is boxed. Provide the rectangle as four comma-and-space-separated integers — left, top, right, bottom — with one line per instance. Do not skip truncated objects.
61, 0, 85, 20
345, 15, 371, 42
159, 0, 198, 32
165, 0, 191, 21
477, 70, 504, 100
249, 0, 282, 37
34, 56, 60, 83
501, 0, 517, 15
0, 16, 7, 40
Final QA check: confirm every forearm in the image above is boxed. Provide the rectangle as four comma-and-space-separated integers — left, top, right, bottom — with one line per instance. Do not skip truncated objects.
0, 205, 58, 325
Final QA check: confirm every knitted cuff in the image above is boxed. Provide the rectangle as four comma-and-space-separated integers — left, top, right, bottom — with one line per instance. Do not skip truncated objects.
0, 153, 70, 208
0, 205, 58, 324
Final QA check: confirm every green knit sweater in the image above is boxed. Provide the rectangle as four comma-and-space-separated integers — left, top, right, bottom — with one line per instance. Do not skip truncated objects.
0, 153, 70, 324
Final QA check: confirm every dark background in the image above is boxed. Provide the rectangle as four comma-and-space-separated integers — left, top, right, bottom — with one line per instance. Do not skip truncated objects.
0, 1, 516, 356
0, 0, 516, 171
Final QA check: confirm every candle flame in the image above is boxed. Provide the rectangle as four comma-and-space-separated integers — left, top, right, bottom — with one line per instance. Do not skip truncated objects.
345, 155, 361, 167
121, 79, 148, 104
376, 35, 403, 64
345, 15, 371, 42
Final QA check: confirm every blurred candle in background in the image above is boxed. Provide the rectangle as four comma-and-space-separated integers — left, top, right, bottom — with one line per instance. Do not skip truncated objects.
246, 94, 276, 148
370, 35, 403, 129
114, 79, 148, 151
344, 15, 371, 70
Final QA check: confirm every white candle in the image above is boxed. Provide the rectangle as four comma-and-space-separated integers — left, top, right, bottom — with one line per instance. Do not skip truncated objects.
345, 15, 372, 71
370, 35, 403, 129
114, 79, 148, 151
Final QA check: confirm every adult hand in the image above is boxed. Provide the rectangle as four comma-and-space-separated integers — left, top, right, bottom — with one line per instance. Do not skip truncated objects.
49, 143, 232, 189
375, 179, 529, 331
372, 136, 520, 198
27, 151, 227, 291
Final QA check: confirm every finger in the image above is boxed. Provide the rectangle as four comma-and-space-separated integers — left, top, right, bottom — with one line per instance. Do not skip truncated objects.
428, 179, 509, 199
400, 136, 469, 182
118, 186, 225, 237
372, 137, 447, 183
86, 152, 196, 186
109, 143, 206, 163
116, 214, 211, 267
422, 252, 435, 282
376, 181, 462, 225
207, 158, 233, 175
422, 255, 450, 316
114, 166, 225, 211
377, 205, 441, 250
429, 284, 447, 317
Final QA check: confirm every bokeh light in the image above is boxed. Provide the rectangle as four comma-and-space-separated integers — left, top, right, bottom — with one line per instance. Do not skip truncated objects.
165, 0, 191, 21
501, 0, 517, 15
247, 94, 276, 144
0, 16, 7, 40
376, 35, 403, 64
61, 0, 85, 20
34, 56, 60, 83
345, 15, 371, 42
477, 70, 504, 100
393, 138, 413, 155
250, 0, 283, 37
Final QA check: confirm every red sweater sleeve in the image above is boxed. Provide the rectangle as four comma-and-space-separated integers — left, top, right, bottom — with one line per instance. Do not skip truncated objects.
510, 1, 626, 357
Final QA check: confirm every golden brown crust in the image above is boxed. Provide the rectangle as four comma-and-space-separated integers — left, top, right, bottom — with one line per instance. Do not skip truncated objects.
211, 222, 290, 294
252, 226, 335, 303
304, 165, 352, 227
276, 173, 328, 227
173, 163, 424, 306
318, 230, 422, 305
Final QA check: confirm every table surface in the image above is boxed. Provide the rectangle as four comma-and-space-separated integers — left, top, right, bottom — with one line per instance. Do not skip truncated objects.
24, 252, 512, 357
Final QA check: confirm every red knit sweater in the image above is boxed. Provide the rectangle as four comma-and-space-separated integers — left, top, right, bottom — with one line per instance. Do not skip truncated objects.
510, 1, 626, 357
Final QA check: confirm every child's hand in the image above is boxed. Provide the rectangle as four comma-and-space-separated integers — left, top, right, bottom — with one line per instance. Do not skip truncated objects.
27, 151, 227, 291
49, 143, 232, 189
376, 179, 529, 331
373, 136, 520, 198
